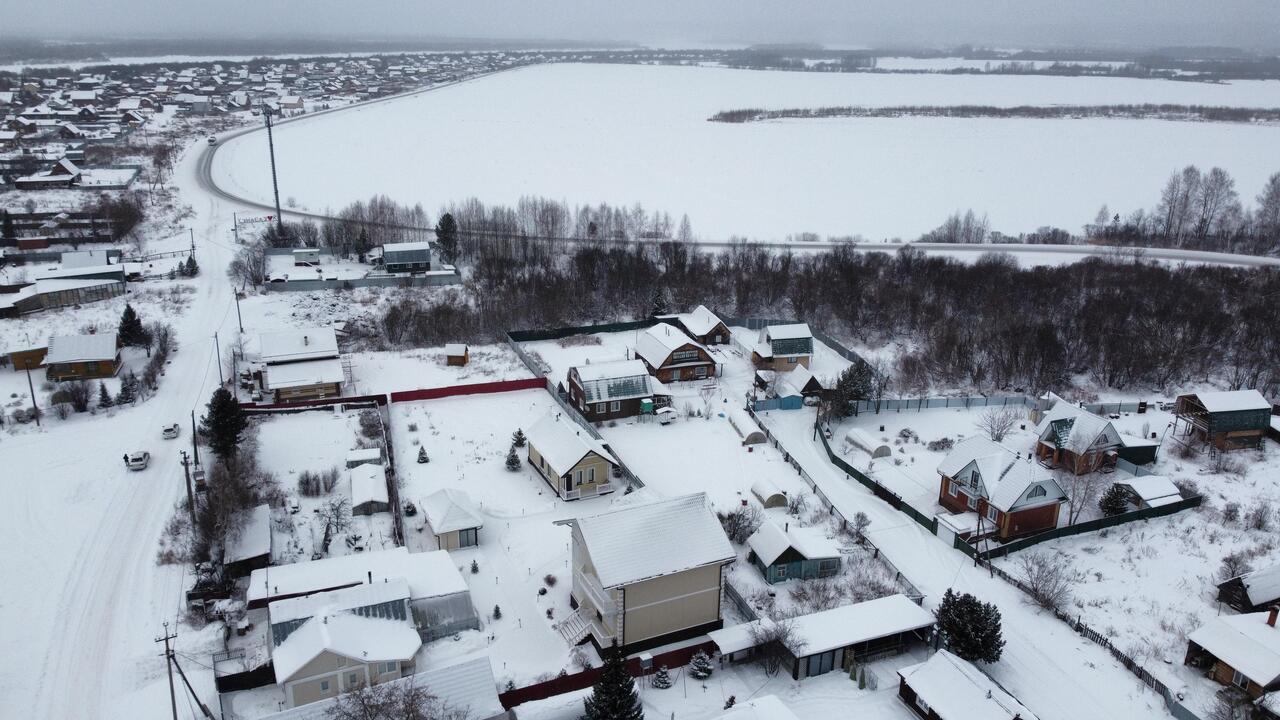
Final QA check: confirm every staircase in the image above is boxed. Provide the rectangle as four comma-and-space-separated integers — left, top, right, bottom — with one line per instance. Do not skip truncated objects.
554, 608, 592, 646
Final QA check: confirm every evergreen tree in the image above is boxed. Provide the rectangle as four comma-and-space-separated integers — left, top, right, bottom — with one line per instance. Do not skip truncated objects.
492, 604, 502, 620
203, 387, 247, 460
183, 255, 199, 277
825, 363, 875, 420
117, 304, 150, 348
936, 589, 1005, 663
651, 666, 672, 689
688, 649, 713, 680
723, 696, 736, 710
115, 370, 138, 404
1, 210, 14, 242
511, 428, 527, 448
417, 446, 429, 464
582, 642, 644, 720
505, 444, 521, 472
648, 287, 669, 317
97, 381, 114, 409
1099, 484, 1130, 517
435, 212, 459, 266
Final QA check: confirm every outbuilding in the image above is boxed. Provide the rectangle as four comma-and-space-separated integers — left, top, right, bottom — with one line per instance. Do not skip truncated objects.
1218, 563, 1280, 614
783, 594, 934, 679
223, 503, 272, 578
422, 488, 483, 550
898, 650, 1040, 720
44, 332, 120, 380
381, 241, 433, 273
746, 520, 842, 584
350, 464, 389, 516
1175, 390, 1271, 452
444, 343, 469, 366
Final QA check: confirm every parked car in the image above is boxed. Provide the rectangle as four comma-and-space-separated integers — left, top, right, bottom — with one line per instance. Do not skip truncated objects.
287, 497, 300, 514
207, 135, 217, 145
162, 423, 180, 439
127, 451, 151, 471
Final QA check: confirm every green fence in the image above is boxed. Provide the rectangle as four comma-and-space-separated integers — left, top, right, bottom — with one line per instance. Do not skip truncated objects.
969, 494, 1203, 561
507, 319, 657, 343
817, 428, 938, 534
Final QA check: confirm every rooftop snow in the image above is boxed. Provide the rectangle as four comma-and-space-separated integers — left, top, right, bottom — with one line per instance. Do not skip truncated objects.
1192, 389, 1271, 414
44, 333, 117, 364
1189, 612, 1280, 685
635, 323, 704, 369
714, 695, 801, 720
350, 464, 388, 507
787, 594, 934, 656
271, 612, 421, 684
1117, 476, 1181, 505
674, 305, 725, 337
1242, 565, 1280, 609
259, 327, 339, 364
708, 618, 774, 655
747, 520, 841, 566
422, 488, 484, 534
526, 412, 616, 474
225, 504, 272, 564
937, 436, 1061, 512
268, 578, 410, 627
247, 547, 466, 607
263, 357, 344, 390
765, 323, 812, 341
572, 359, 655, 403
898, 649, 1040, 720
570, 493, 734, 589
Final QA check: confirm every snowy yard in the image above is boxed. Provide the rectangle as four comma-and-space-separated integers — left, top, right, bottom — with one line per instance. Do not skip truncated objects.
265, 253, 374, 281
0, 282, 198, 354
347, 344, 531, 396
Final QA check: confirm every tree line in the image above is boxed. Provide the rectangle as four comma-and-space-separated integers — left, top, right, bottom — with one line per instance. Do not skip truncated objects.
709, 104, 1280, 124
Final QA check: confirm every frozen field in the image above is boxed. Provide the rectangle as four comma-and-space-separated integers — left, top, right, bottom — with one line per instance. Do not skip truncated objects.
213, 63, 1280, 240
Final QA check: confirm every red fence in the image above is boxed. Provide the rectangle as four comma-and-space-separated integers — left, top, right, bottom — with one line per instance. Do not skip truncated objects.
497, 640, 716, 709
390, 377, 545, 403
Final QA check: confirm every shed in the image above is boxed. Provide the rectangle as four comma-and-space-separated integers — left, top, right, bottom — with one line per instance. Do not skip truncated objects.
746, 520, 842, 584
224, 504, 272, 578
292, 248, 320, 266
344, 447, 382, 469
750, 478, 787, 508
1114, 476, 1182, 509
709, 618, 775, 663
44, 332, 120, 380
1218, 564, 1280, 614
898, 649, 1040, 720
1116, 434, 1161, 465
845, 428, 891, 459
422, 488, 483, 550
444, 343, 469, 366
350, 464, 388, 516
784, 594, 934, 680
8, 346, 47, 371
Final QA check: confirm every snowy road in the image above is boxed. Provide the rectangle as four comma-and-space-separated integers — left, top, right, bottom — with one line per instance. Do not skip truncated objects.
757, 410, 1172, 720
1, 140, 243, 719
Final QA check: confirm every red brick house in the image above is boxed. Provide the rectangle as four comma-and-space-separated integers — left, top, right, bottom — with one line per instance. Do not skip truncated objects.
936, 437, 1066, 541
634, 324, 717, 383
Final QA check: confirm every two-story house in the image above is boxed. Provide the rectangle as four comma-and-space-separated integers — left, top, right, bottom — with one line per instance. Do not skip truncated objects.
634, 323, 718, 383
567, 359, 670, 421
526, 413, 618, 500
752, 323, 814, 371
937, 437, 1066, 541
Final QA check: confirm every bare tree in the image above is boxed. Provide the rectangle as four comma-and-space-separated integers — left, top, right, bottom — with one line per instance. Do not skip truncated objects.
326, 679, 468, 720
1059, 434, 1106, 524
718, 504, 762, 545
977, 407, 1020, 442
227, 241, 269, 286
317, 496, 353, 553
1015, 551, 1077, 612
58, 380, 93, 413
748, 619, 804, 677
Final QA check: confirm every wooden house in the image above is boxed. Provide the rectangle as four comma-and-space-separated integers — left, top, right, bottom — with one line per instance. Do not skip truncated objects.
671, 305, 731, 345
751, 323, 814, 371
898, 650, 1040, 720
525, 413, 617, 500
567, 358, 668, 421
936, 437, 1066, 541
43, 332, 120, 380
1185, 607, 1280, 701
1174, 390, 1271, 451
1033, 394, 1122, 473
554, 493, 735, 652
380, 241, 433, 273
444, 343, 469, 366
1219, 564, 1280, 614
746, 519, 842, 584
271, 610, 420, 708
258, 327, 343, 403
634, 323, 717, 383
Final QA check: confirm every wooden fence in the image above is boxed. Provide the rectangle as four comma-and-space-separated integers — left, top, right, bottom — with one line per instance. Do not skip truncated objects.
389, 377, 545, 403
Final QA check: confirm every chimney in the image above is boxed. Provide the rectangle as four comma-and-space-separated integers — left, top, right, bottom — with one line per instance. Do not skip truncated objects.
1269, 606, 1278, 628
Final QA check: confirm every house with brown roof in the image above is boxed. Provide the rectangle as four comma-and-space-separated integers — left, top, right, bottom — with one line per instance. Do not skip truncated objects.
634, 323, 717, 383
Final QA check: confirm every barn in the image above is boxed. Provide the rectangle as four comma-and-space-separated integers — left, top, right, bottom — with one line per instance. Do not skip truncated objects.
1174, 390, 1271, 452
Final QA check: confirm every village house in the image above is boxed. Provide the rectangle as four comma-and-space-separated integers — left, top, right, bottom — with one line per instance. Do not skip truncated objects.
258, 327, 344, 403
380, 241, 434, 273
634, 323, 718, 383
1219, 563, 1280, 614
751, 323, 814, 371
1174, 389, 1272, 452
555, 493, 735, 652
223, 503, 272, 578
1034, 394, 1123, 473
1185, 607, 1280, 701
43, 332, 121, 380
670, 304, 731, 345
421, 488, 483, 550
567, 358, 670, 421
898, 649, 1040, 720
746, 519, 843, 584
349, 463, 389, 516
14, 158, 82, 189
525, 413, 618, 500
936, 437, 1067, 542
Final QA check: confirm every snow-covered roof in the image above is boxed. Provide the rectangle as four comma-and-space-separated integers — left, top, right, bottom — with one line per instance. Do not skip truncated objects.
44, 333, 117, 364
247, 547, 466, 606
750, 478, 785, 504
225, 504, 272, 564
350, 464, 388, 507
708, 618, 774, 655
714, 695, 801, 720
258, 327, 339, 364
766, 323, 812, 340
345, 447, 382, 466
60, 249, 118, 268
1240, 565, 1280, 609
787, 594, 934, 657
572, 359, 655, 403
269, 578, 410, 627
526, 413, 616, 474
444, 343, 467, 356
570, 493, 734, 589
937, 436, 1062, 512
1191, 390, 1271, 414
747, 520, 841, 566
1189, 612, 1280, 686
635, 323, 705, 369
262, 357, 344, 390
675, 305, 725, 337
1035, 398, 1116, 451
1117, 476, 1181, 507
36, 263, 124, 280
272, 612, 421, 684
423, 488, 484, 534
898, 650, 1040, 720
381, 241, 433, 259
747, 521, 791, 567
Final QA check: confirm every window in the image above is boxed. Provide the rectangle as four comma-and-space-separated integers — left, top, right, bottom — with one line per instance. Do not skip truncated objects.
786, 356, 797, 364
966, 494, 978, 511
458, 527, 478, 548
806, 650, 836, 677
320, 680, 330, 692
671, 369, 682, 381
1028, 485, 1047, 499
588, 467, 596, 483
596, 403, 606, 414
695, 366, 708, 378
775, 564, 787, 578
610, 400, 621, 412
381, 661, 397, 675
1232, 669, 1248, 689
948, 480, 960, 497
672, 349, 699, 362
347, 671, 360, 688
986, 505, 999, 523
915, 695, 931, 714
575, 469, 584, 487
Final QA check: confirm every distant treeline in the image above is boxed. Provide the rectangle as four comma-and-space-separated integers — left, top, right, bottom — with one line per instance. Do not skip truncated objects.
709, 104, 1280, 124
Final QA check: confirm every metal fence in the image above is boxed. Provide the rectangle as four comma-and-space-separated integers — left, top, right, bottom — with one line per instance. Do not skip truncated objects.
723, 581, 760, 621
854, 394, 1037, 415
261, 273, 461, 292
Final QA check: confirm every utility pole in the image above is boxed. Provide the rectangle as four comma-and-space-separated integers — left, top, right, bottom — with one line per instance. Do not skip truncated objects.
263, 108, 285, 236
233, 289, 244, 333
213, 332, 224, 386
188, 227, 195, 258
172, 653, 215, 718
180, 451, 196, 529
156, 622, 178, 720
24, 365, 39, 427
190, 410, 200, 467
232, 211, 239, 245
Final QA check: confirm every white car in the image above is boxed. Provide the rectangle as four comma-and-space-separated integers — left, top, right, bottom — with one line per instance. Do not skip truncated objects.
162, 423, 180, 439
127, 451, 151, 471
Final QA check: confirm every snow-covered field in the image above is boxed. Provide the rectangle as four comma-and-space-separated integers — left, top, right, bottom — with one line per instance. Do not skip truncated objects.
213, 63, 1280, 240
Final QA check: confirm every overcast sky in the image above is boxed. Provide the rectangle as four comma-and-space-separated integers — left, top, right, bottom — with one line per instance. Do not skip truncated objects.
5, 0, 1280, 51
